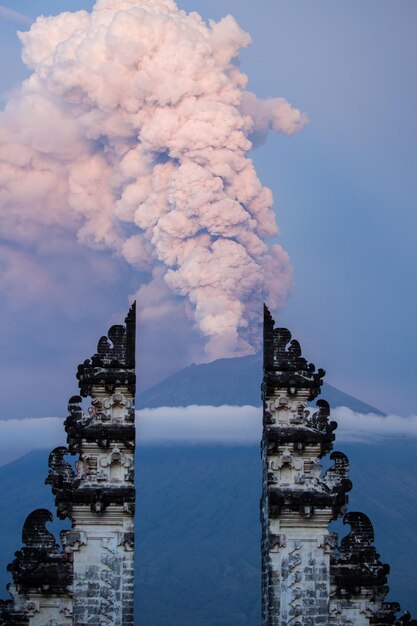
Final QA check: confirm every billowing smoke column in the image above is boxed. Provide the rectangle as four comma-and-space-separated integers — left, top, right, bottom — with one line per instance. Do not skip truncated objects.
0, 0, 306, 359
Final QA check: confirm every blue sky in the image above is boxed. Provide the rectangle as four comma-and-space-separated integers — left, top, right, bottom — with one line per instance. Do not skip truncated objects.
0, 1, 417, 416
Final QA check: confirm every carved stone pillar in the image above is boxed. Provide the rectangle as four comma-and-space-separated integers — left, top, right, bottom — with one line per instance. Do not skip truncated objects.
57, 303, 136, 626
0, 304, 136, 626
261, 304, 400, 626
261, 305, 350, 626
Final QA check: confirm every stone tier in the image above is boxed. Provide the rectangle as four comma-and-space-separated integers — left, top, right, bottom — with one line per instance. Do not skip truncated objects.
264, 424, 336, 457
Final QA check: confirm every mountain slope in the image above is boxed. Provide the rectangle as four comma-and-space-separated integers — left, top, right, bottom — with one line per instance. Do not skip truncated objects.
138, 354, 385, 415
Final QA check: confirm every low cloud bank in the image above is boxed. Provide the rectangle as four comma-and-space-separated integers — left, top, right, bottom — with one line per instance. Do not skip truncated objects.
0, 407, 261, 466
1, 406, 417, 466
332, 406, 417, 442
139, 405, 417, 444
137, 405, 262, 444
0, 417, 65, 466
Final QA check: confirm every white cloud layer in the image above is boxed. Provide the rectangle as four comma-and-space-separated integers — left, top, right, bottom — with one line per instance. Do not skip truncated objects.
137, 405, 262, 443
2, 405, 417, 467
0, 0, 304, 359
0, 417, 65, 466
0, 406, 261, 466
139, 405, 417, 444
331, 406, 417, 442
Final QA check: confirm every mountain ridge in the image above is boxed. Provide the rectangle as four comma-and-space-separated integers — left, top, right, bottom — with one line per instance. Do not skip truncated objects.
138, 353, 385, 415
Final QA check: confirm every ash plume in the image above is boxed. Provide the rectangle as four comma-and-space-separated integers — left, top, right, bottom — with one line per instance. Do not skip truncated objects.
0, 0, 307, 359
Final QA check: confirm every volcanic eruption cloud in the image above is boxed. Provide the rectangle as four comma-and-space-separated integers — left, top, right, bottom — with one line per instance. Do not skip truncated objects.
0, 0, 307, 359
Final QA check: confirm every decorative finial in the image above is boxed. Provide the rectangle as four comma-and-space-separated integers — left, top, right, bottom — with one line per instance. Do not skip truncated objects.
77, 302, 136, 397
263, 303, 325, 400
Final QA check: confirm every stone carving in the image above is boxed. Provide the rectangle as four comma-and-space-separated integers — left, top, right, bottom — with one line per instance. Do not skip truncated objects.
21, 602, 38, 617
263, 304, 325, 401
269, 534, 286, 552
77, 302, 136, 397
324, 451, 352, 495
100, 446, 133, 476
329, 507, 400, 623
45, 448, 75, 495
64, 394, 135, 456
332, 512, 391, 590
318, 533, 338, 554
60, 531, 87, 553
307, 400, 338, 435
6, 509, 72, 596
64, 396, 86, 455
117, 532, 134, 552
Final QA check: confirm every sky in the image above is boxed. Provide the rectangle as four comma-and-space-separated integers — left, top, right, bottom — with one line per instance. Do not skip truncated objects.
0, 1, 417, 417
